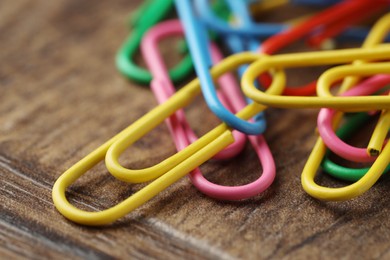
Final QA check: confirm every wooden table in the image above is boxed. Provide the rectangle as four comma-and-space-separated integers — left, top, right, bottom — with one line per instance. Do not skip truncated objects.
1, 0, 390, 259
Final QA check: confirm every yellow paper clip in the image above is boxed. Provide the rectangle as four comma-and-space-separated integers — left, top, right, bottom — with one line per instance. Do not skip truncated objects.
302, 62, 390, 201
241, 44, 390, 111
52, 52, 284, 225
300, 13, 390, 201
368, 107, 390, 156
241, 13, 390, 110
302, 135, 390, 201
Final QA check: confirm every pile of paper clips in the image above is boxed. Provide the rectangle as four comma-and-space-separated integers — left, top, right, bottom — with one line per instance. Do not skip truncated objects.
52, 0, 390, 225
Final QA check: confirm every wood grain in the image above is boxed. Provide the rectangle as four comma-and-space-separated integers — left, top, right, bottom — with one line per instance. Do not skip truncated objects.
1, 0, 390, 259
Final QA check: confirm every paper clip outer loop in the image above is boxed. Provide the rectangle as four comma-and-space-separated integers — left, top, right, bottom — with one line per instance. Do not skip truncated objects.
300, 13, 390, 200
321, 13, 390, 152
301, 134, 390, 201
321, 113, 390, 182
242, 45, 390, 112
52, 53, 285, 225
316, 13, 390, 160
300, 63, 390, 201
175, 0, 265, 135
317, 74, 390, 163
303, 71, 390, 200
116, 0, 193, 84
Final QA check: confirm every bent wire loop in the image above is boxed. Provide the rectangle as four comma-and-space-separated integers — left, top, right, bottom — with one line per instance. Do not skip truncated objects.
301, 14, 390, 197
302, 117, 390, 201
140, 19, 275, 200
174, 0, 266, 135
317, 75, 390, 163
241, 45, 390, 111
115, 0, 193, 84
321, 112, 390, 182
52, 52, 285, 225
197, 0, 270, 121
314, 10, 390, 157
300, 62, 390, 200
300, 13, 390, 200
315, 11, 390, 140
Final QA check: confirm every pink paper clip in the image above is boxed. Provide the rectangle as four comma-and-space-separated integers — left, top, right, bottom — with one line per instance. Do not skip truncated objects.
317, 74, 390, 162
141, 19, 275, 200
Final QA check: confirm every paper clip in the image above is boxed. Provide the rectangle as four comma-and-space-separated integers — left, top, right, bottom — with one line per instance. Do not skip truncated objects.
242, 44, 390, 111
196, 0, 274, 122
302, 140, 390, 201
52, 52, 285, 225
116, 0, 194, 84
321, 112, 390, 182
315, 12, 390, 177
317, 75, 390, 163
299, 14, 390, 199
140, 19, 275, 200
302, 113, 390, 201
300, 62, 390, 201
174, 0, 265, 135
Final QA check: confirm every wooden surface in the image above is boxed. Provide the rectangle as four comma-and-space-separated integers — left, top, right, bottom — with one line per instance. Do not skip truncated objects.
1, 1, 390, 259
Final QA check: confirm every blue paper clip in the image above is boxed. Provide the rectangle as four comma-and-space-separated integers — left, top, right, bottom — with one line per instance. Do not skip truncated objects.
174, 0, 267, 135
197, 0, 282, 122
